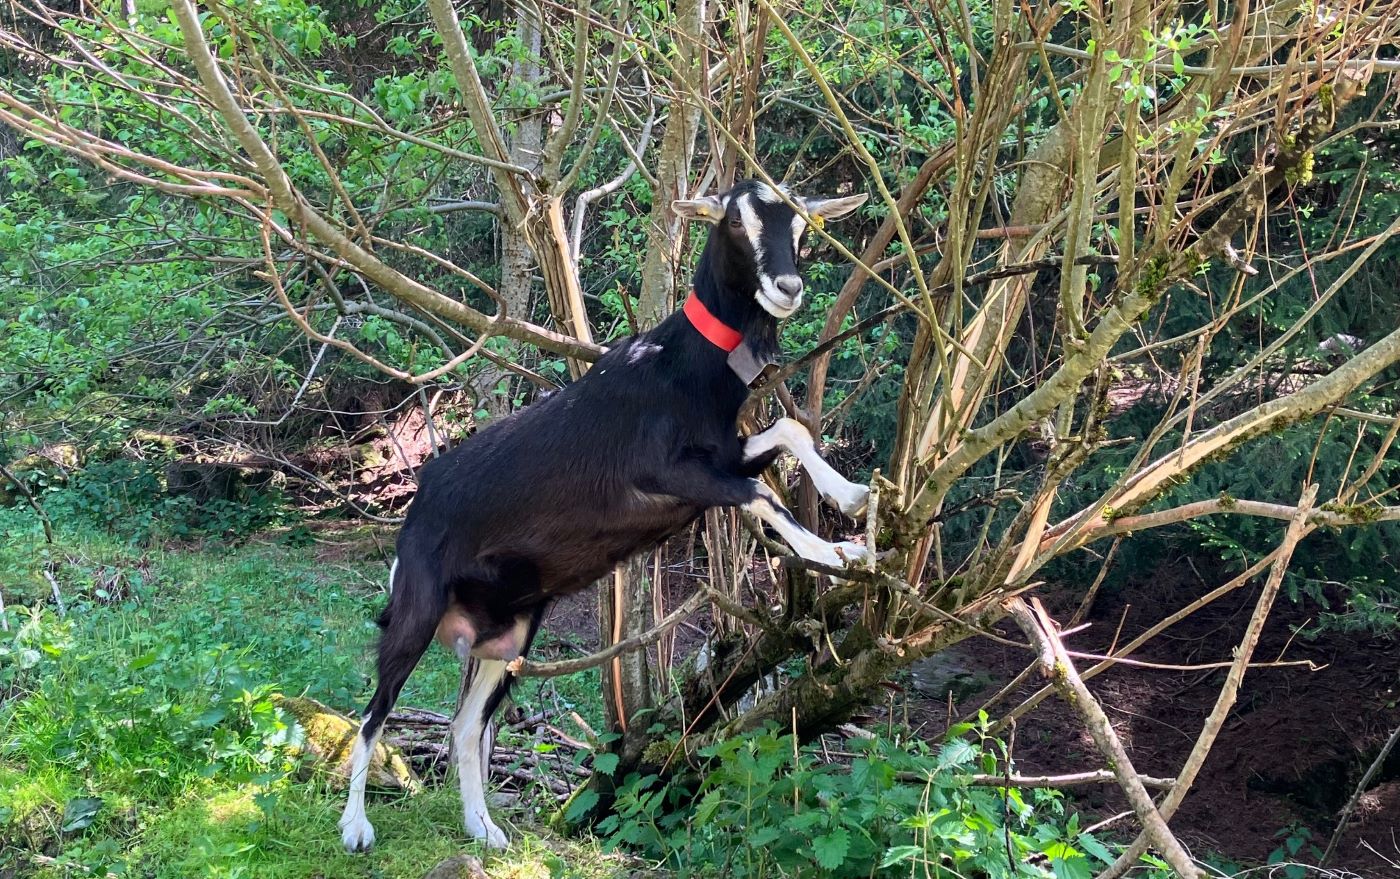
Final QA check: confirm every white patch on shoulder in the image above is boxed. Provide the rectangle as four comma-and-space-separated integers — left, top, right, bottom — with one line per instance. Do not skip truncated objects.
627, 342, 662, 364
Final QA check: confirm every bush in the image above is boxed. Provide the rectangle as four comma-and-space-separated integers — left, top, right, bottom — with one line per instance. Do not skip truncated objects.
41, 456, 291, 544
597, 723, 1115, 878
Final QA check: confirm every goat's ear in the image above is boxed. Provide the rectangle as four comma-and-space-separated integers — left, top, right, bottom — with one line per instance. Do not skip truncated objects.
672, 196, 726, 224
803, 193, 869, 223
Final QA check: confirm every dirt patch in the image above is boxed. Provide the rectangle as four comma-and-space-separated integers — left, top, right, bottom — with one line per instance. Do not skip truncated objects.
905, 565, 1400, 877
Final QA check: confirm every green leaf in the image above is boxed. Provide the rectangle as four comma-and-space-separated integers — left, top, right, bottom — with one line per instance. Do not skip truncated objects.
592, 752, 620, 777
879, 845, 923, 868
194, 706, 227, 729
811, 827, 850, 870
564, 789, 600, 823
1079, 833, 1115, 865
61, 797, 103, 833
936, 738, 977, 770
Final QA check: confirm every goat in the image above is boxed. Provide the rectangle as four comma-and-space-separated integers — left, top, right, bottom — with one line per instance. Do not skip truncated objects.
339, 179, 871, 852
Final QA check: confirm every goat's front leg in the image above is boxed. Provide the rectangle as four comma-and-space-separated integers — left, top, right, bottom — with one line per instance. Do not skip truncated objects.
640, 465, 867, 569
747, 481, 869, 568
743, 418, 869, 518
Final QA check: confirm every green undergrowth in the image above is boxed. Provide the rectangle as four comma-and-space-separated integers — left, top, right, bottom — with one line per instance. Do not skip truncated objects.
0, 504, 1200, 878
0, 507, 619, 879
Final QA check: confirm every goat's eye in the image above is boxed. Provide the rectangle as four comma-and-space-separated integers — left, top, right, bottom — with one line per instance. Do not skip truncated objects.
727, 217, 743, 229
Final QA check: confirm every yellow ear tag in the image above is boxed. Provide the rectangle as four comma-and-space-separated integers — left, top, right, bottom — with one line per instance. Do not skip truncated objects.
810, 214, 826, 231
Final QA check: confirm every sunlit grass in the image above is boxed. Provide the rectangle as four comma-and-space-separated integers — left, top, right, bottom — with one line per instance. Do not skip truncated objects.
0, 514, 625, 878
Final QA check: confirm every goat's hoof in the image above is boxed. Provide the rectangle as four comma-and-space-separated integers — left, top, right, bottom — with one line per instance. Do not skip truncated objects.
339, 813, 377, 853
466, 812, 509, 850
835, 484, 870, 519
834, 541, 870, 564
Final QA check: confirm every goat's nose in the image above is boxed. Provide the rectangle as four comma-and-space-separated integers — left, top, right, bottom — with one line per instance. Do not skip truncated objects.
776, 277, 803, 298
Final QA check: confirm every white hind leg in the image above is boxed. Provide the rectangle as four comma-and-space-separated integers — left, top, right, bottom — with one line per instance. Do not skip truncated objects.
339, 713, 382, 852
452, 659, 509, 848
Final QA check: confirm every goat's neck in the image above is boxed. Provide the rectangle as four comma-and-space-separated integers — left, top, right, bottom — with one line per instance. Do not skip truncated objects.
687, 279, 780, 365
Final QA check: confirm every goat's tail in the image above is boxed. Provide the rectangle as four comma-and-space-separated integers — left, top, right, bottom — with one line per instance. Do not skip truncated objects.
375, 558, 401, 629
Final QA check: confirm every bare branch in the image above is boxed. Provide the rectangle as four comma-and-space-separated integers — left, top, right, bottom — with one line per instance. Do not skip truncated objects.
1096, 485, 1317, 879
1006, 597, 1202, 879
510, 591, 708, 678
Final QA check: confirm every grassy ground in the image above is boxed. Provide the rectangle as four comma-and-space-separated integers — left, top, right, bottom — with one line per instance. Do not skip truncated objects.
0, 510, 628, 879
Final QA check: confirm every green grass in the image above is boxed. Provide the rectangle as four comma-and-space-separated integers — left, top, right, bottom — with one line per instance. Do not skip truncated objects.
0, 509, 626, 879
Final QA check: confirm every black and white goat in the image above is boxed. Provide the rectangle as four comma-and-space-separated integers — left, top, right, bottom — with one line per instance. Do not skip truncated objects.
339, 180, 870, 852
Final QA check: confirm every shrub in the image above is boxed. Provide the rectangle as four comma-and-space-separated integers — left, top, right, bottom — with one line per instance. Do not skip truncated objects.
597, 723, 1115, 878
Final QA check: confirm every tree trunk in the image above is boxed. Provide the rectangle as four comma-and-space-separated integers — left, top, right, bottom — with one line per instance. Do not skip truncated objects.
478, 9, 544, 415
635, 0, 706, 327
598, 556, 657, 769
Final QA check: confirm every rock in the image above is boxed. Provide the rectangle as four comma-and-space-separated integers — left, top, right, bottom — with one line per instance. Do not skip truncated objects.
271, 695, 421, 793
423, 855, 491, 879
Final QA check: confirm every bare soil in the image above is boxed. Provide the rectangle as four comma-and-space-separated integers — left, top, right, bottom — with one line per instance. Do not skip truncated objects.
903, 565, 1400, 878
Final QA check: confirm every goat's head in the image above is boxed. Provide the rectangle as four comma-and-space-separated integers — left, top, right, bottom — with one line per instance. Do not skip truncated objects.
674, 180, 868, 319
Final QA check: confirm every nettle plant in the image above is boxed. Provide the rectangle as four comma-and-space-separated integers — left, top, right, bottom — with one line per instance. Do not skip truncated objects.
598, 724, 1116, 879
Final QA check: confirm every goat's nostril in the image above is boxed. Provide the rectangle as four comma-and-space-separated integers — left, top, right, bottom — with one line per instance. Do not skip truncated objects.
776, 277, 803, 297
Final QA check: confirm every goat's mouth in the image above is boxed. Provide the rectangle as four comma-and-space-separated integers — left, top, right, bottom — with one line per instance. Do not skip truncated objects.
756, 287, 801, 319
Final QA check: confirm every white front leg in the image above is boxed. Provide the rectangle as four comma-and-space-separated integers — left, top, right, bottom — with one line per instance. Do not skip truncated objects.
744, 418, 869, 517
744, 481, 868, 568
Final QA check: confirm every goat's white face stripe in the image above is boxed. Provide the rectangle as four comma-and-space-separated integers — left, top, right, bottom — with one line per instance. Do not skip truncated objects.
791, 215, 806, 253
737, 193, 765, 259
737, 191, 807, 318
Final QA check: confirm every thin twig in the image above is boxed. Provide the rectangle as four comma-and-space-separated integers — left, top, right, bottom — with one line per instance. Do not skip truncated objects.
510, 591, 707, 677
1321, 720, 1400, 865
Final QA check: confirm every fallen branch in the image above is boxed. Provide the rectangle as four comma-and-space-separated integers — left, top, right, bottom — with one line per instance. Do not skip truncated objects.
1005, 596, 1202, 879
1097, 484, 1317, 879
0, 461, 56, 546
990, 543, 1290, 735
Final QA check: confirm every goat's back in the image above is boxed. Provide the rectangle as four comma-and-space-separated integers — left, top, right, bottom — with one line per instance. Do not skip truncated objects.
398, 327, 745, 611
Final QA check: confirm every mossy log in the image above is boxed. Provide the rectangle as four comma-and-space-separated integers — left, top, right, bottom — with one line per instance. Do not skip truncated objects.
422, 855, 491, 879
272, 695, 421, 793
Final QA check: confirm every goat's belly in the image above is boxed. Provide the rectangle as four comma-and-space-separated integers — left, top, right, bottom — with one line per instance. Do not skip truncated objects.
534, 514, 698, 597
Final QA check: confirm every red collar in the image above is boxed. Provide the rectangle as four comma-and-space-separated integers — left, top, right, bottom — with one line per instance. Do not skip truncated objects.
683, 292, 742, 352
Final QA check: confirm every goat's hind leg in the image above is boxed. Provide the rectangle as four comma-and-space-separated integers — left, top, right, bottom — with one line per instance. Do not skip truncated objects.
743, 418, 869, 518
450, 607, 544, 849
340, 565, 443, 853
